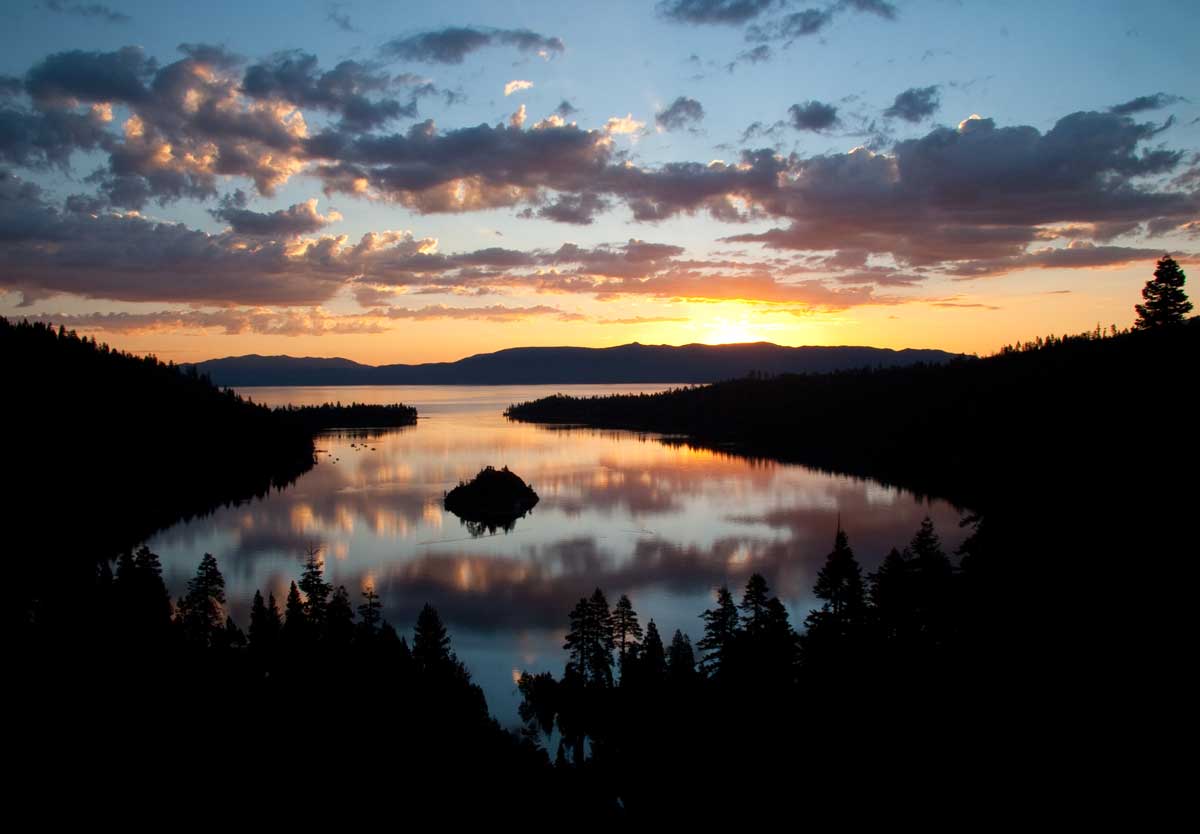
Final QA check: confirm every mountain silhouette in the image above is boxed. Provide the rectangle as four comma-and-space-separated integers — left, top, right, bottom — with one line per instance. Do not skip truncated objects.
187, 342, 965, 386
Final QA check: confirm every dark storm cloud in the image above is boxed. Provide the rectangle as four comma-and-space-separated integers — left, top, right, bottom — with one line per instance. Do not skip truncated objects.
883, 85, 941, 122
788, 100, 839, 131
1109, 93, 1185, 115
657, 0, 779, 25
656, 96, 705, 132
379, 27, 565, 64
242, 52, 413, 129
44, 1, 130, 24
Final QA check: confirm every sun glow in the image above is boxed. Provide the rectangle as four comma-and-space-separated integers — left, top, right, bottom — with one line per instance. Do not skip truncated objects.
703, 316, 761, 345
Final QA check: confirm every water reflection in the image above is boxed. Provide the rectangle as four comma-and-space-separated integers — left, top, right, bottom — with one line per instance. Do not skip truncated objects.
148, 384, 968, 725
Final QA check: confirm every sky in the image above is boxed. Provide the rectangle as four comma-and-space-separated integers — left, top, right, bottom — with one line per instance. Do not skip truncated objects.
1, 0, 1197, 363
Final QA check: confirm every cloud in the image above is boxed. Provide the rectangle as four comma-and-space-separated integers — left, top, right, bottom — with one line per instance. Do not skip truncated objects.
603, 114, 646, 136
379, 27, 565, 64
657, 0, 779, 25
723, 111, 1196, 271
1109, 93, 1185, 116
372, 303, 583, 322
209, 194, 341, 236
504, 79, 533, 97
884, 85, 941, 122
788, 100, 839, 132
656, 96, 705, 132
525, 192, 611, 225
326, 5, 356, 33
508, 104, 527, 129
242, 52, 414, 130
747, 9, 834, 41
0, 169, 435, 305
840, 0, 897, 21
44, 1, 130, 24
20, 307, 385, 336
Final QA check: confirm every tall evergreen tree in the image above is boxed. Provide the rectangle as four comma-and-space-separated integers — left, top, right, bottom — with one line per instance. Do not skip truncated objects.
667, 630, 698, 686
177, 553, 226, 647
698, 585, 739, 678
812, 528, 867, 619
738, 573, 772, 635
413, 603, 452, 672
357, 585, 383, 638
1135, 255, 1192, 329
869, 547, 914, 643
639, 620, 667, 684
298, 545, 332, 630
248, 589, 282, 654
612, 594, 644, 662
326, 585, 355, 646
563, 588, 615, 687
282, 580, 307, 644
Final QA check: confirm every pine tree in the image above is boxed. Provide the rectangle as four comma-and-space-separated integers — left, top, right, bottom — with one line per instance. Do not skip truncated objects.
667, 630, 698, 686
698, 585, 739, 678
326, 585, 355, 646
562, 588, 616, 687
738, 573, 772, 635
298, 545, 332, 630
248, 589, 282, 653
1134, 255, 1192, 329
357, 585, 382, 637
639, 620, 667, 683
282, 581, 307, 644
178, 553, 226, 647
811, 528, 867, 619
413, 603, 451, 672
612, 594, 644, 662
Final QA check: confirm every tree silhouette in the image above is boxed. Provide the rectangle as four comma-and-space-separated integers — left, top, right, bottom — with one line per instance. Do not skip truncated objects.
563, 588, 615, 687
666, 630, 698, 686
1135, 255, 1192, 329
298, 545, 332, 630
248, 590, 282, 655
803, 528, 868, 666
326, 585, 355, 646
413, 603, 452, 672
282, 581, 307, 644
612, 594, 644, 664
698, 585, 739, 678
638, 620, 667, 683
357, 585, 383, 638
177, 553, 227, 647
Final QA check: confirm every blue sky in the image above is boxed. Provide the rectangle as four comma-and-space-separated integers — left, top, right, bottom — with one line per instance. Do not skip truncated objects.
1, 0, 1197, 361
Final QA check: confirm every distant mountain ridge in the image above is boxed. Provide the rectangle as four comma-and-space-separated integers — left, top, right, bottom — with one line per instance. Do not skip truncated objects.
187, 342, 966, 386
189, 343, 964, 388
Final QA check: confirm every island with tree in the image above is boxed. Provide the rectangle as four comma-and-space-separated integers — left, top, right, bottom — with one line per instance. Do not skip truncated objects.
443, 465, 540, 534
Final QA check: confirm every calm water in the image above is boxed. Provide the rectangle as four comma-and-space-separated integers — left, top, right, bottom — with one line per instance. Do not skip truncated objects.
149, 384, 968, 725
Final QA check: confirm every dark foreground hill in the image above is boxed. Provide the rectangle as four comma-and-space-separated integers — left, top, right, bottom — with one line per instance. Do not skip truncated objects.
188, 341, 963, 386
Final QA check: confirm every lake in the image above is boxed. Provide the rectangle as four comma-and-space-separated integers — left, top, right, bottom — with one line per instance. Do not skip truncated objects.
148, 384, 968, 725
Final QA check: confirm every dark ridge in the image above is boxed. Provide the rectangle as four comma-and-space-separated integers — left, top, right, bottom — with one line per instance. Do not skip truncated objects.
443, 465, 540, 535
187, 341, 965, 386
505, 322, 1198, 511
